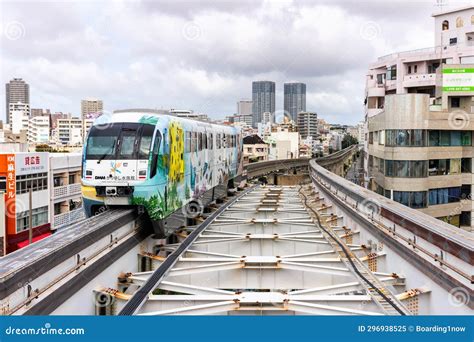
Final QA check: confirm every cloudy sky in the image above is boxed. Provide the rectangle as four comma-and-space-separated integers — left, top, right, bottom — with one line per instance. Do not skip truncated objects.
0, 0, 470, 124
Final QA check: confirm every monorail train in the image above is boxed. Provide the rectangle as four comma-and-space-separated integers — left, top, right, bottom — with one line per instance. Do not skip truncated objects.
81, 109, 243, 237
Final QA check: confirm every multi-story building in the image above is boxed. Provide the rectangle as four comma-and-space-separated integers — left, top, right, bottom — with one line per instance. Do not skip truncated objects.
242, 135, 269, 164
0, 152, 84, 255
297, 111, 318, 140
365, 6, 474, 231
237, 99, 253, 115
50, 153, 84, 231
9, 102, 30, 133
5, 78, 29, 124
31, 108, 51, 117
262, 111, 274, 124
28, 116, 50, 144
284, 82, 306, 122
56, 118, 84, 146
226, 114, 253, 127
252, 81, 275, 128
81, 98, 103, 119
266, 129, 300, 160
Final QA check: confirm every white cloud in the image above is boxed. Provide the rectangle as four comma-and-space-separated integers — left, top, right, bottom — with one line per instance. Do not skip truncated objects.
1, 0, 464, 124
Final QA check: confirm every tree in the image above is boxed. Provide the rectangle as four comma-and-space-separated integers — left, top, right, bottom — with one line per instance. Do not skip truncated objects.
342, 134, 358, 149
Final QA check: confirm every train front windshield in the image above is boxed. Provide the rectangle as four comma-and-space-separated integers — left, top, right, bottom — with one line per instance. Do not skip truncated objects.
86, 123, 156, 160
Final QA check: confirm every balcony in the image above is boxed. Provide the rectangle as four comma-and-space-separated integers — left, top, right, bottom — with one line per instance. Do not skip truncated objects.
52, 207, 85, 230
403, 73, 436, 87
53, 183, 82, 199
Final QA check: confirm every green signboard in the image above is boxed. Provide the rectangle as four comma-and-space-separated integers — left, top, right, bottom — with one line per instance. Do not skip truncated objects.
442, 68, 474, 92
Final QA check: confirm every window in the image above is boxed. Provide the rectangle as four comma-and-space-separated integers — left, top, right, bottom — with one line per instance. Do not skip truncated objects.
185, 132, 191, 153
385, 129, 426, 147
16, 173, 48, 194
149, 131, 161, 178
461, 158, 472, 173
118, 132, 136, 159
376, 73, 385, 85
429, 187, 461, 205
429, 131, 472, 147
461, 184, 471, 199
408, 66, 412, 74
442, 20, 449, 30
393, 191, 427, 208
69, 174, 76, 185
460, 211, 471, 226
449, 37, 457, 46
385, 160, 427, 178
414, 65, 417, 73
16, 206, 49, 232
451, 97, 460, 108
138, 125, 155, 160
369, 132, 373, 144
386, 65, 397, 80
86, 124, 121, 160
461, 132, 471, 146
456, 17, 463, 28
0, 176, 5, 192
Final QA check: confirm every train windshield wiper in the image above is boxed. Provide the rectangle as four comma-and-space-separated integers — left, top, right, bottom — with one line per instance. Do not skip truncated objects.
97, 140, 116, 164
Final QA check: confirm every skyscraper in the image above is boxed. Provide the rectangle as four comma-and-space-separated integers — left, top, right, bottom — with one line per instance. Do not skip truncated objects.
5, 78, 29, 123
284, 82, 306, 122
81, 98, 103, 119
252, 81, 275, 128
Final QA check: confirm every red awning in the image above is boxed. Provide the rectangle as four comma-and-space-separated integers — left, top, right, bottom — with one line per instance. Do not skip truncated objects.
16, 232, 52, 249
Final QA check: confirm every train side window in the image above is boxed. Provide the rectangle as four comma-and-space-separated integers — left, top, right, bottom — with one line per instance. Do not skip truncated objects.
203, 133, 207, 149
149, 131, 161, 178
209, 133, 213, 149
191, 132, 196, 152
138, 125, 155, 160
185, 132, 191, 153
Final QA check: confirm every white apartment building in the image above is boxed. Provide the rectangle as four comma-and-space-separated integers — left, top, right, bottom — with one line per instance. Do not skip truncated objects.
28, 116, 50, 144
266, 130, 300, 160
55, 118, 93, 146
364, 6, 474, 231
9, 102, 29, 134
50, 153, 84, 230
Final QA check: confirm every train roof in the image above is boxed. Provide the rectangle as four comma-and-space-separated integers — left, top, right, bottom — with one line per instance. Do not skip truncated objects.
93, 109, 240, 132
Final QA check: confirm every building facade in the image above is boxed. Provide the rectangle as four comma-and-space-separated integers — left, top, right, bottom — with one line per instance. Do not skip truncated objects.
242, 135, 269, 164
365, 6, 474, 231
0, 152, 83, 255
284, 82, 306, 122
237, 99, 253, 115
252, 81, 275, 128
81, 98, 103, 119
28, 116, 50, 144
5, 78, 29, 124
297, 111, 318, 140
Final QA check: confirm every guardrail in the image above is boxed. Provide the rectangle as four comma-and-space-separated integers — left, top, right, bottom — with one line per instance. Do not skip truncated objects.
309, 159, 473, 283
244, 145, 358, 179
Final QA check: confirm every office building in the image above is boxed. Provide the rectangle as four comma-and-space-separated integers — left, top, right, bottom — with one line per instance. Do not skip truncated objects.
365, 6, 474, 231
284, 82, 306, 122
252, 81, 275, 128
5, 78, 29, 124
